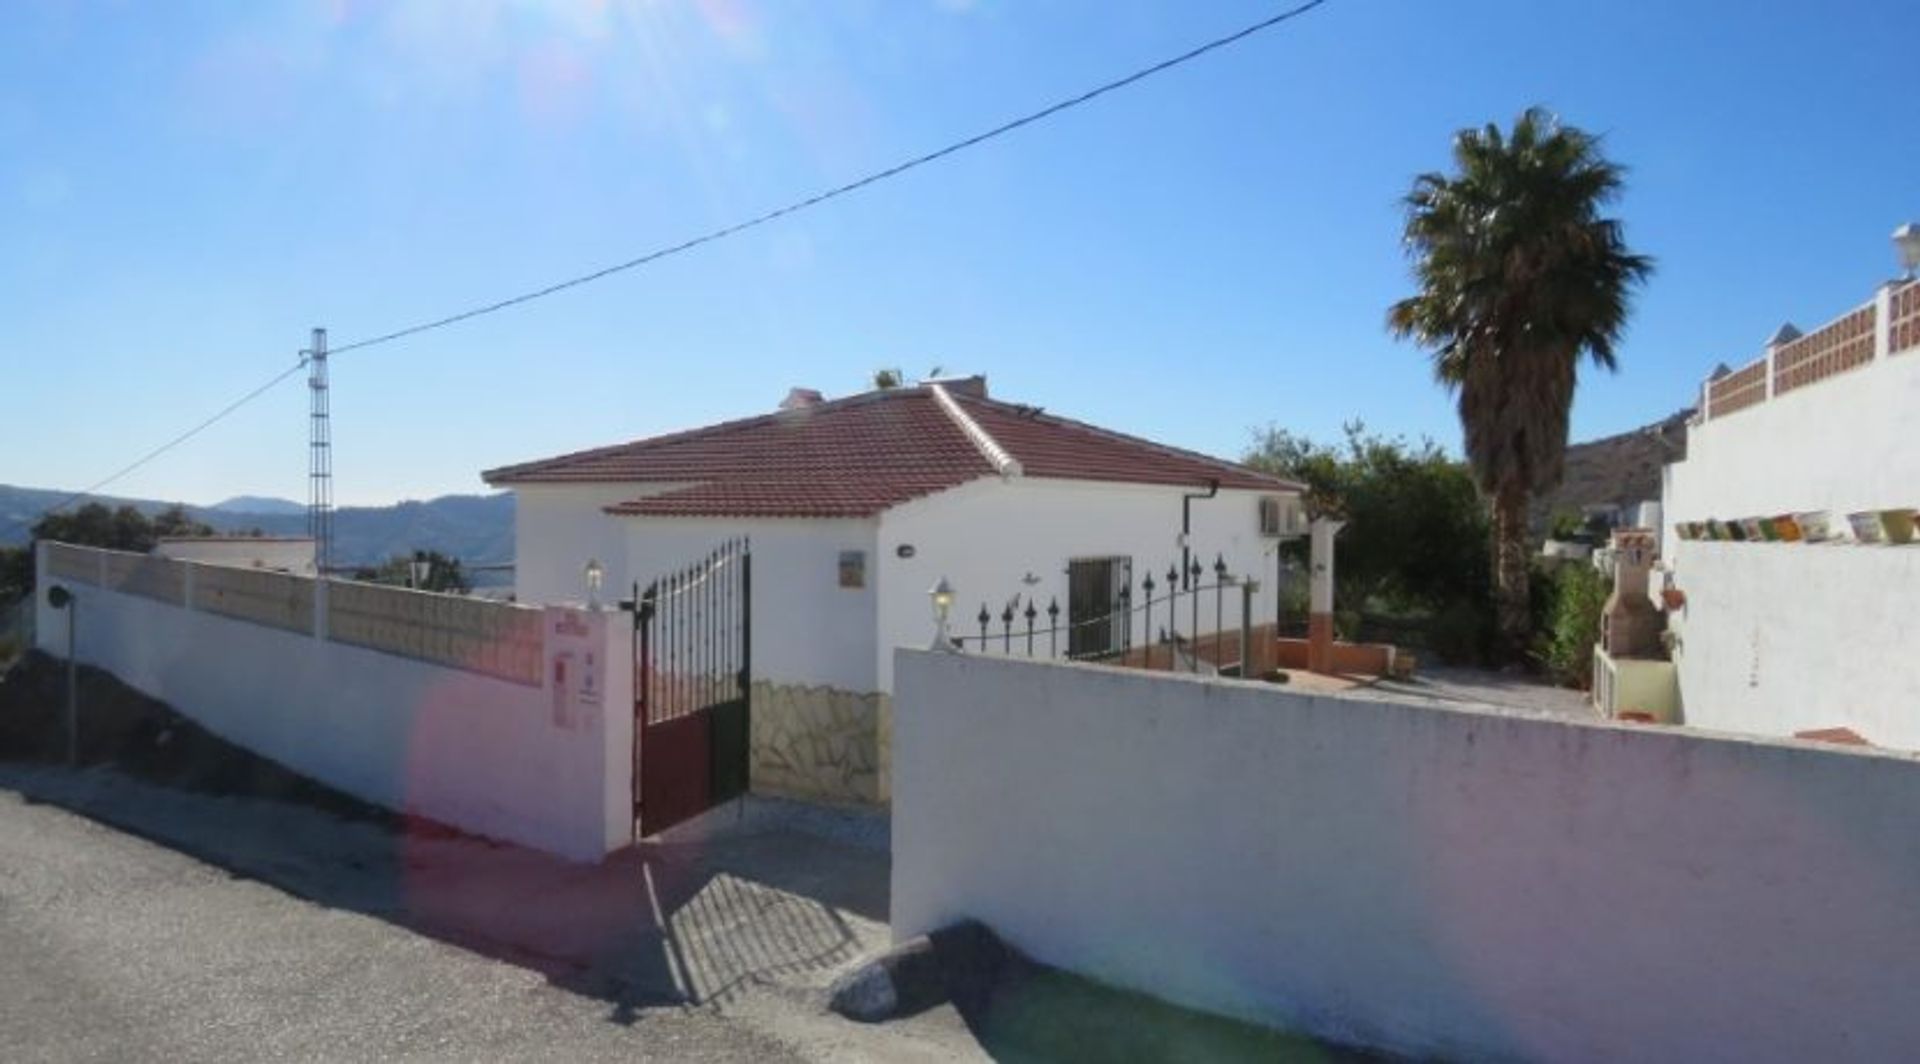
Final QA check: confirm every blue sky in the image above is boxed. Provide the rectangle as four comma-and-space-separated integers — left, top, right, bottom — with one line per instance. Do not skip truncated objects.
3, 0, 1916, 506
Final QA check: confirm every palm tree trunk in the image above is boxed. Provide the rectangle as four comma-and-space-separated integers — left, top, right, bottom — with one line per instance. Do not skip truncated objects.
1492, 484, 1532, 664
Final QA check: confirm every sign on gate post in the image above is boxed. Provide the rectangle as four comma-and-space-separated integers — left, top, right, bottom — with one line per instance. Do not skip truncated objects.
545, 607, 606, 732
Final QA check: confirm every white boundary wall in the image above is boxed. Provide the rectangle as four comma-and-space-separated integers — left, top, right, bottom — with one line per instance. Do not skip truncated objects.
894, 650, 1920, 1062
36, 545, 633, 862
1662, 337, 1920, 561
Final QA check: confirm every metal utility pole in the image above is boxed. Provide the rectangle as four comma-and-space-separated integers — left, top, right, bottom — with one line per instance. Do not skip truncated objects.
305, 327, 333, 576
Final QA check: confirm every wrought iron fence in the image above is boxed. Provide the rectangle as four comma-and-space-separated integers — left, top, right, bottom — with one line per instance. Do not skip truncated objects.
633, 537, 750, 727
950, 555, 1262, 675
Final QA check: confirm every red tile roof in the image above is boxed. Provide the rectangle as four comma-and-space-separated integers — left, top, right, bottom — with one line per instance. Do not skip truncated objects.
482, 387, 1298, 518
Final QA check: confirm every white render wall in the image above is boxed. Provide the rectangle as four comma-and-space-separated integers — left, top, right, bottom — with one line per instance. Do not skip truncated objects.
510, 485, 880, 693
1667, 541, 1920, 748
893, 650, 1920, 1062
36, 555, 633, 862
875, 477, 1289, 689
1661, 319, 1920, 745
511, 483, 665, 606
1661, 344, 1920, 560
621, 515, 879, 693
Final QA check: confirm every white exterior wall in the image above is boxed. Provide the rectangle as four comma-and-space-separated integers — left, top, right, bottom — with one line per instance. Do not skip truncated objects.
1668, 541, 1920, 747
620, 516, 880, 692
894, 650, 1920, 1062
1661, 324, 1920, 745
874, 477, 1289, 690
510, 482, 687, 607
35, 557, 632, 862
152, 537, 316, 575
1662, 345, 1920, 560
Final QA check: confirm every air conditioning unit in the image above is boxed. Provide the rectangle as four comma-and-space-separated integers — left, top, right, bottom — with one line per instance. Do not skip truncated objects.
1258, 495, 1305, 538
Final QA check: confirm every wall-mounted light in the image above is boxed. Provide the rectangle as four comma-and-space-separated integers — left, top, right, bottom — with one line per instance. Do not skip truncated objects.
584, 558, 604, 610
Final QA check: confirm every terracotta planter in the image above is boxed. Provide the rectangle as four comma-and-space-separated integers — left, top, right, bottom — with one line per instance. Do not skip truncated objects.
1661, 587, 1687, 611
1772, 514, 1803, 542
1797, 511, 1832, 543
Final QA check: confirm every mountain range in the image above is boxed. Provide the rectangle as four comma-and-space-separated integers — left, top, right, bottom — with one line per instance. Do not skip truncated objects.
0, 485, 514, 568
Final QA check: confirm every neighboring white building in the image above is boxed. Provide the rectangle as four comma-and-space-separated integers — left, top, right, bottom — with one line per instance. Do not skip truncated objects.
1660, 246, 1920, 748
485, 376, 1304, 805
152, 535, 317, 576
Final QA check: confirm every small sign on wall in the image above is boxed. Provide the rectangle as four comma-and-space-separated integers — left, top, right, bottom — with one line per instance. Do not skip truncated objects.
839, 550, 867, 589
546, 608, 604, 732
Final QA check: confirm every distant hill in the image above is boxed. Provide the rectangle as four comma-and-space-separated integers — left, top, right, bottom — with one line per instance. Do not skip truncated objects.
0, 484, 514, 567
1530, 409, 1691, 534
210, 495, 304, 516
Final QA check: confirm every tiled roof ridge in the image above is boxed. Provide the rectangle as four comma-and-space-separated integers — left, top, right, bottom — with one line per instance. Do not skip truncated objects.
954, 393, 1301, 491
928, 383, 1022, 479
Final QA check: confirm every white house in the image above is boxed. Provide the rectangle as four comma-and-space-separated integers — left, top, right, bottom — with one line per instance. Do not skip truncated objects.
484, 376, 1304, 805
151, 535, 317, 575
1659, 227, 1920, 748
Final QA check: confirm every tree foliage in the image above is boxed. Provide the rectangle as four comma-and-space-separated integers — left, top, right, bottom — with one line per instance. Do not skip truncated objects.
1246, 422, 1491, 649
0, 503, 217, 605
1387, 107, 1652, 661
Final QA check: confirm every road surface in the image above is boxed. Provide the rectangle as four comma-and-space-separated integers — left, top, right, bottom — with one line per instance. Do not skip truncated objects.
0, 785, 806, 1063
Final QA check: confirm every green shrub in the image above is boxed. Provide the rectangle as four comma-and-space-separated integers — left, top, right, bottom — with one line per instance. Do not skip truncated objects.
1540, 562, 1606, 688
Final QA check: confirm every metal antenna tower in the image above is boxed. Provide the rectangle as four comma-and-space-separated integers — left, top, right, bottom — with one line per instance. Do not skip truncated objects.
305, 327, 333, 576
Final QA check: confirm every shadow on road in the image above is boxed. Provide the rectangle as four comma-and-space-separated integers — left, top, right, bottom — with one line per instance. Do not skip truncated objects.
0, 652, 891, 1025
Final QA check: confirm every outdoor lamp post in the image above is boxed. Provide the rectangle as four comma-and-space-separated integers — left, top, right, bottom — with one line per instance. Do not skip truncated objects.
1896, 222, 1920, 281
46, 584, 77, 767
408, 551, 432, 591
929, 577, 957, 650
584, 558, 604, 610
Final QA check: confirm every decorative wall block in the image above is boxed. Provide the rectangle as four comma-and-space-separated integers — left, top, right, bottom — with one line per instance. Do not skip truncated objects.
45, 543, 102, 586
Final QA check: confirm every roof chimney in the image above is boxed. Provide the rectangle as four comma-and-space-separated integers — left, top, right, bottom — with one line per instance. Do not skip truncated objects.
920, 374, 986, 399
779, 387, 824, 411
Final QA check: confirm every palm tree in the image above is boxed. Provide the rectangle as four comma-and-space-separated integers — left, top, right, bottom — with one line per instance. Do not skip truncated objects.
1388, 108, 1652, 661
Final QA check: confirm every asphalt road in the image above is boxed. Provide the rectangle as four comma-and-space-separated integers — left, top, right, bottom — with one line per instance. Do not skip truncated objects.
0, 788, 804, 1063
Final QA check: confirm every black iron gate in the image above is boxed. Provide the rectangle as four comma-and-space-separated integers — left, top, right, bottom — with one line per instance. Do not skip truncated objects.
632, 538, 750, 837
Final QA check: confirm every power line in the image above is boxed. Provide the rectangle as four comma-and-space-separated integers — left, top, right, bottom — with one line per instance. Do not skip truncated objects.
6, 0, 1334, 536
1, 360, 308, 540
327, 0, 1332, 355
